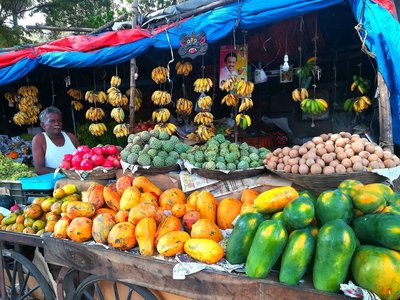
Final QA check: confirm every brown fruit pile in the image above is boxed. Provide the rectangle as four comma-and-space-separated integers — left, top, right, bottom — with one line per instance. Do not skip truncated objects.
264, 132, 400, 174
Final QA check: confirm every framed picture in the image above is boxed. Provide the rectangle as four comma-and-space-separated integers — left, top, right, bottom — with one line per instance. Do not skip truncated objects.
219, 45, 248, 88
280, 65, 293, 83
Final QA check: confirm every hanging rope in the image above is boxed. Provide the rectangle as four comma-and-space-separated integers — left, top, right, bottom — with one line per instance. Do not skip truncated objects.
355, 0, 376, 58
164, 22, 175, 104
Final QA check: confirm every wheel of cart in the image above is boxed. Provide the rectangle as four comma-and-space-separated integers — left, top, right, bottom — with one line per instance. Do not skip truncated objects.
2, 248, 56, 300
72, 274, 158, 300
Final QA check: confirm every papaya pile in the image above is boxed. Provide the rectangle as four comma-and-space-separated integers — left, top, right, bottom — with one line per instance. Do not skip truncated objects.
228, 180, 400, 300
1, 176, 399, 299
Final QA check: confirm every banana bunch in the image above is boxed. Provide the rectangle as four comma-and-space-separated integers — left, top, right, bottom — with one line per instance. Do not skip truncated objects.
300, 98, 328, 114
152, 108, 170, 123
17, 86, 39, 97
120, 95, 129, 107
19, 96, 39, 107
176, 98, 193, 116
111, 107, 125, 123
193, 78, 213, 93
175, 61, 193, 76
196, 125, 215, 141
4, 92, 19, 104
221, 94, 238, 107
151, 90, 172, 106
291, 88, 309, 102
236, 79, 254, 97
25, 105, 41, 117
151, 67, 169, 84
113, 123, 129, 138
18, 100, 40, 113
71, 101, 83, 111
67, 89, 84, 100
221, 76, 239, 92
13, 112, 29, 126
85, 90, 106, 103
85, 107, 105, 121
107, 87, 122, 106
186, 132, 201, 142
194, 112, 214, 125
198, 95, 212, 110
353, 96, 372, 112
238, 97, 253, 113
343, 98, 355, 112
89, 123, 107, 136
126, 88, 142, 111
351, 75, 371, 94
154, 123, 177, 136
110, 76, 122, 87
235, 114, 252, 130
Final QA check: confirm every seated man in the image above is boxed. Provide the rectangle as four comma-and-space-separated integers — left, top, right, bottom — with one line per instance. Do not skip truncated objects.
32, 106, 80, 174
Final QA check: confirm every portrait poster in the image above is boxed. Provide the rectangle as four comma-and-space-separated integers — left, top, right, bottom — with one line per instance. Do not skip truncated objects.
219, 45, 248, 88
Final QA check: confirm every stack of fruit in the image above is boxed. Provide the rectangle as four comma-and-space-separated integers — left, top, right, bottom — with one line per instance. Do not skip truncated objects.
344, 75, 372, 113
67, 88, 84, 111
59, 145, 121, 171
3, 92, 19, 107
106, 76, 128, 138
264, 132, 400, 174
221, 77, 254, 130
120, 129, 190, 167
185, 134, 268, 171
132, 120, 154, 134
150, 66, 177, 136
226, 181, 400, 300
193, 77, 214, 141
125, 87, 143, 112
12, 86, 42, 126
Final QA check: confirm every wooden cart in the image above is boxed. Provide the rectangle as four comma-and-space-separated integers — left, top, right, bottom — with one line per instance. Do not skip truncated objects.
0, 231, 346, 300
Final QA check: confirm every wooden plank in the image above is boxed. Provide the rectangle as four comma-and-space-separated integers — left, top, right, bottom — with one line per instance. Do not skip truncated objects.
377, 71, 394, 153
43, 237, 344, 300
0, 231, 44, 248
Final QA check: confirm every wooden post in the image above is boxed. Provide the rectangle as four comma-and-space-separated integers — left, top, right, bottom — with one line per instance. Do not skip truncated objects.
377, 71, 394, 152
129, 0, 139, 134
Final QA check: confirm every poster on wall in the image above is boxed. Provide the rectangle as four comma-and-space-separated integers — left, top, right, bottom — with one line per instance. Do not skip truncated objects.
219, 45, 248, 88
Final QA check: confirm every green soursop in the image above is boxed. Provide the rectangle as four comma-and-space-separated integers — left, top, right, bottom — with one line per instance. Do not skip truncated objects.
152, 156, 165, 167
148, 149, 158, 159
149, 137, 162, 150
139, 131, 151, 142
162, 140, 175, 152
137, 154, 151, 166
159, 131, 170, 141
238, 160, 250, 170
165, 156, 177, 166
127, 153, 138, 164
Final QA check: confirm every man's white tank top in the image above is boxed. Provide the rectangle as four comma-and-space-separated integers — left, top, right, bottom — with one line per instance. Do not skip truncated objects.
43, 131, 77, 169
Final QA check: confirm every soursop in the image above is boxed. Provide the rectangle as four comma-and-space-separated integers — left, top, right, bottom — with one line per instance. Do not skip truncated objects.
227, 163, 236, 171
239, 142, 249, 151
152, 156, 165, 167
150, 129, 160, 138
127, 153, 138, 164
216, 162, 227, 170
225, 152, 238, 163
169, 151, 180, 160
137, 154, 151, 166
149, 137, 162, 150
169, 135, 180, 144
159, 131, 170, 141
249, 153, 259, 161
229, 143, 239, 152
194, 151, 205, 163
203, 161, 216, 170
158, 150, 168, 158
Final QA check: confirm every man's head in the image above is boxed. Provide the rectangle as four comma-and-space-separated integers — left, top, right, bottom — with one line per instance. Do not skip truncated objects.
39, 106, 63, 135
224, 52, 237, 73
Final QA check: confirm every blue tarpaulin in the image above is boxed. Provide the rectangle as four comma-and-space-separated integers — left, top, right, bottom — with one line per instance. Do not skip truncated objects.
0, 0, 399, 143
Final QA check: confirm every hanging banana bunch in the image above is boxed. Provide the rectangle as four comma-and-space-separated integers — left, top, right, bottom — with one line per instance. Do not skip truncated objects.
300, 98, 328, 114
71, 101, 83, 111
67, 89, 84, 101
151, 67, 169, 84
86, 107, 105, 121
198, 95, 212, 110
235, 114, 252, 130
3, 92, 19, 106
151, 90, 172, 106
194, 112, 214, 125
13, 112, 29, 126
350, 75, 371, 95
176, 98, 193, 116
238, 97, 253, 113
235, 79, 254, 97
352, 96, 372, 113
220, 76, 239, 92
113, 123, 129, 138
110, 75, 122, 88
12, 85, 40, 126
291, 88, 309, 102
221, 94, 239, 107
17, 86, 39, 98
126, 88, 143, 112
193, 78, 213, 93
89, 123, 107, 136
154, 123, 177, 135
152, 108, 171, 123
175, 61, 193, 76
111, 107, 125, 123
195, 125, 215, 141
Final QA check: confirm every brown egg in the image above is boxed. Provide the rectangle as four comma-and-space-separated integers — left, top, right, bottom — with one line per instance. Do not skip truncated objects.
282, 147, 291, 156
299, 164, 309, 174
312, 136, 324, 145
322, 153, 333, 164
352, 162, 364, 172
359, 151, 370, 159
289, 149, 299, 158
341, 158, 352, 168
267, 161, 277, 170
384, 159, 396, 168
329, 160, 340, 168
310, 164, 322, 174
336, 151, 347, 162
351, 141, 364, 154
291, 165, 300, 174
323, 166, 335, 174
335, 164, 346, 173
